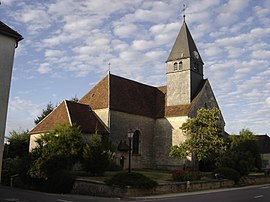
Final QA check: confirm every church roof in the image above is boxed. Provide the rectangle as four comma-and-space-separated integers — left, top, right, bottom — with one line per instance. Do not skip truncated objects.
166, 20, 203, 63
79, 73, 206, 118
29, 100, 109, 135
0, 21, 23, 42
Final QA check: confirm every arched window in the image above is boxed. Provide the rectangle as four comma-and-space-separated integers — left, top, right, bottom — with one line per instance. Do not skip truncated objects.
179, 61, 183, 70
132, 130, 140, 154
173, 62, 178, 71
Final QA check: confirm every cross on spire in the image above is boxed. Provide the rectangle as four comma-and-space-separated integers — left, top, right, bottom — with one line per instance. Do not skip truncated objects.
182, 3, 186, 21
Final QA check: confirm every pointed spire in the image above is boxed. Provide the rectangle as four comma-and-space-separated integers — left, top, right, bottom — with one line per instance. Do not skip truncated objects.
166, 20, 203, 63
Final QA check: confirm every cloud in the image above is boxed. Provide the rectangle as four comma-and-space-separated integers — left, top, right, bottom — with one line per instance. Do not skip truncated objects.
37, 63, 52, 74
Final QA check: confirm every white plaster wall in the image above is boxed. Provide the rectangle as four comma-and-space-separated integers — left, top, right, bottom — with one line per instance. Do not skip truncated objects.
0, 34, 17, 182
29, 133, 43, 152
93, 108, 109, 127
262, 153, 270, 169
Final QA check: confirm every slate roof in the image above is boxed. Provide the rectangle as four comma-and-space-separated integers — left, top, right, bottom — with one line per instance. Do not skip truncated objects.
29, 100, 108, 135
257, 135, 270, 153
166, 20, 203, 63
0, 21, 23, 42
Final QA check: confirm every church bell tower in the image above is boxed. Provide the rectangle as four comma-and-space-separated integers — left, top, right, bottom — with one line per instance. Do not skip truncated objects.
166, 19, 204, 106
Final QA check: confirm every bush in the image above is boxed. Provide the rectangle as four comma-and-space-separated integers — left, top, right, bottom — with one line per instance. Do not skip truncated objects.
1, 158, 24, 186
213, 167, 240, 183
42, 170, 75, 193
172, 169, 202, 182
106, 172, 157, 189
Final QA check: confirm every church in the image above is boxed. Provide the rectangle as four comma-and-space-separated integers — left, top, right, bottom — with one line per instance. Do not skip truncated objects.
29, 19, 225, 170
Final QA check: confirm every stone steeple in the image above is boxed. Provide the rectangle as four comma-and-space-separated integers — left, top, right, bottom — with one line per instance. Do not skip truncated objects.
166, 19, 204, 106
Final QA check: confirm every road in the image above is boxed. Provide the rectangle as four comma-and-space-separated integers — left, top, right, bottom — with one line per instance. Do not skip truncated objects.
0, 184, 269, 202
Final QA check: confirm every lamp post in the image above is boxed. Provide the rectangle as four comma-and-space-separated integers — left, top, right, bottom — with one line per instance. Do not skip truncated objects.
127, 129, 134, 174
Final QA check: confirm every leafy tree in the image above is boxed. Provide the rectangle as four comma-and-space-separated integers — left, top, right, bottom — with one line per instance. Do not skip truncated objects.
217, 129, 261, 176
82, 134, 114, 176
3, 130, 29, 159
34, 102, 55, 125
69, 96, 79, 103
29, 124, 85, 179
170, 108, 226, 169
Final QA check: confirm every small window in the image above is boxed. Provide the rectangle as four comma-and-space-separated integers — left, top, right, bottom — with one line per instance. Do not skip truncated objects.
132, 130, 140, 154
173, 62, 178, 71
179, 61, 183, 70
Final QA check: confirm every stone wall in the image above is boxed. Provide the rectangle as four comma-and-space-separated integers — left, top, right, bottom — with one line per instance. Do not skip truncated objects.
110, 110, 156, 169
154, 117, 187, 169
71, 178, 235, 197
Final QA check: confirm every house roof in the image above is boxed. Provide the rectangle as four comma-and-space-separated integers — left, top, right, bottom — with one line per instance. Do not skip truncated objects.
79, 73, 206, 118
0, 21, 23, 42
166, 20, 203, 63
29, 100, 108, 135
257, 135, 270, 153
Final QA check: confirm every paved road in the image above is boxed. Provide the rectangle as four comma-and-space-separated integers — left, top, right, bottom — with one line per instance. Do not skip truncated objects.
0, 184, 270, 202
136, 184, 270, 202
0, 186, 120, 202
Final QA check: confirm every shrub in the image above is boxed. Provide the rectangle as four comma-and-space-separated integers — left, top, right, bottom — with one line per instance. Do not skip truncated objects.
172, 169, 202, 181
106, 172, 157, 189
213, 167, 240, 183
42, 170, 75, 193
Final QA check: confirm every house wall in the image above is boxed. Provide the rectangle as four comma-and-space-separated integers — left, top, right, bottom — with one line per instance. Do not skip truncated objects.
29, 133, 43, 151
93, 108, 109, 127
262, 153, 270, 169
109, 110, 156, 169
0, 34, 18, 182
154, 116, 188, 170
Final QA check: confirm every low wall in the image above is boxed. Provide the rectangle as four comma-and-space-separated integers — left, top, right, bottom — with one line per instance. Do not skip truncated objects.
72, 178, 234, 197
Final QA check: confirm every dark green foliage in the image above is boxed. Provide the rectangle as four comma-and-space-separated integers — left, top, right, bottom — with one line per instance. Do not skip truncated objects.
106, 172, 157, 189
171, 169, 202, 182
82, 134, 113, 176
29, 124, 85, 179
170, 108, 226, 167
1, 158, 23, 186
217, 129, 261, 176
34, 102, 55, 125
4, 130, 29, 159
42, 170, 75, 194
213, 167, 240, 183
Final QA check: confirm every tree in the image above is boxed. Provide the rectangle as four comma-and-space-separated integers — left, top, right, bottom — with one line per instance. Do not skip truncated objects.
217, 129, 261, 176
34, 102, 55, 125
82, 134, 114, 176
29, 124, 85, 179
170, 108, 226, 169
3, 130, 29, 159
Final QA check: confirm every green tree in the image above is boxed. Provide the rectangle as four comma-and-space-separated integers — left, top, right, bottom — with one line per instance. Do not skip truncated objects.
170, 108, 226, 169
217, 129, 261, 176
4, 130, 29, 159
34, 102, 55, 125
29, 124, 85, 179
82, 134, 113, 176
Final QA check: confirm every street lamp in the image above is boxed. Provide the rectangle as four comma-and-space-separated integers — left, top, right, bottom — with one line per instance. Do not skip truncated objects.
127, 129, 134, 174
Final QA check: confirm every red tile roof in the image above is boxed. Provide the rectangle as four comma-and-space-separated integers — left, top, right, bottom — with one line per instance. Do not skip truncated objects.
79, 73, 206, 118
29, 100, 108, 135
30, 73, 207, 135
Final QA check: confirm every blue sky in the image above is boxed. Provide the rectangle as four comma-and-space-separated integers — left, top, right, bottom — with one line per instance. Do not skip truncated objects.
1, 0, 270, 136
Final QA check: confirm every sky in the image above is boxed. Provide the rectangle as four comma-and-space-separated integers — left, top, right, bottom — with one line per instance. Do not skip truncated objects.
1, 0, 270, 137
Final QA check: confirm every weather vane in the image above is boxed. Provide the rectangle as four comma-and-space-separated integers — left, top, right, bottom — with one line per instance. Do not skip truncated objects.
182, 3, 186, 21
